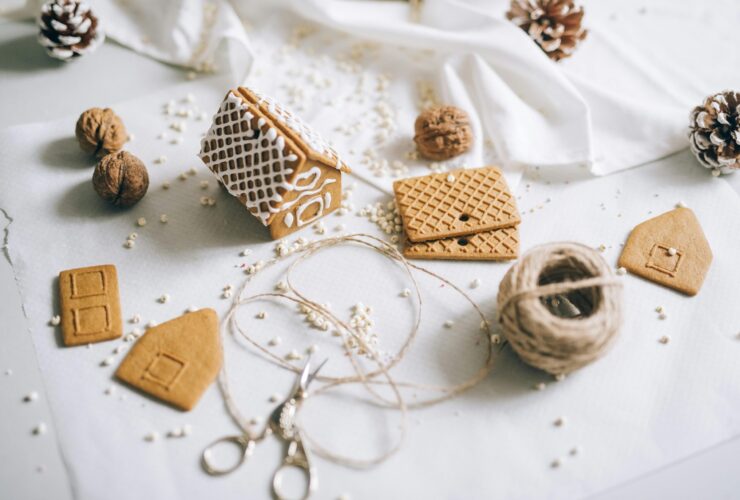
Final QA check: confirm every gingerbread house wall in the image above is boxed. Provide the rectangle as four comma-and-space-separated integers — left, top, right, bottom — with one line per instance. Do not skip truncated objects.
268, 162, 342, 239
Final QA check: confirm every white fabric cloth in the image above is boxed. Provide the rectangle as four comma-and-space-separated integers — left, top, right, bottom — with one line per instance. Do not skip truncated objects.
14, 0, 740, 176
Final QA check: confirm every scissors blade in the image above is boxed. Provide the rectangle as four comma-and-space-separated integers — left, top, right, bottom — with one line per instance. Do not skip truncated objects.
305, 358, 328, 388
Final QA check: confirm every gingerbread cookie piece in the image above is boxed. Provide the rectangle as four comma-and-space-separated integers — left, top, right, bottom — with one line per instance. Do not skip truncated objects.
393, 166, 520, 243
199, 87, 350, 240
115, 309, 221, 411
404, 226, 519, 261
618, 207, 712, 296
58, 264, 122, 346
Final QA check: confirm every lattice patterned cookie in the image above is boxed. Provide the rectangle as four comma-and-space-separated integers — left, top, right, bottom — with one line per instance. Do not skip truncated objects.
199, 88, 350, 239
393, 166, 520, 242
403, 227, 519, 261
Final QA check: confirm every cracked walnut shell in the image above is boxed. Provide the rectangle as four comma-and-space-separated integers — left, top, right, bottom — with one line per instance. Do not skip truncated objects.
414, 106, 473, 161
93, 151, 149, 207
76, 107, 128, 158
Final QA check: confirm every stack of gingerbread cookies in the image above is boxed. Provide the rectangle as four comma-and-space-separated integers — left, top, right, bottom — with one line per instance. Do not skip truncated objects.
393, 166, 521, 261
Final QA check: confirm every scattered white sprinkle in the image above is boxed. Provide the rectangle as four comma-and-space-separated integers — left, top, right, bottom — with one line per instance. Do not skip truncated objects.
222, 290, 232, 299
399, 288, 411, 298
146, 321, 158, 329
269, 393, 281, 403
179, 172, 188, 180
275, 281, 289, 292
154, 155, 167, 164
144, 431, 160, 442
187, 306, 197, 313
337, 494, 351, 500
23, 391, 39, 403
554, 417, 566, 427
534, 382, 546, 391
101, 356, 115, 367
490, 334, 501, 345
711, 169, 721, 178
200, 180, 209, 189
658, 312, 667, 320
130, 314, 141, 324
443, 320, 455, 329
184, 93, 195, 103
470, 278, 481, 289
158, 294, 170, 304
286, 350, 303, 361
188, 167, 198, 176
616, 267, 626, 276
170, 137, 183, 145
113, 345, 127, 355
597, 244, 606, 252
676, 201, 687, 208
268, 337, 282, 347
162, 182, 171, 190
659, 335, 671, 344
160, 214, 169, 223
554, 373, 566, 382
186, 71, 197, 80
307, 344, 319, 354
241, 249, 252, 257
104, 386, 116, 396
667, 247, 677, 256
124, 239, 135, 249
167, 428, 184, 438
33, 423, 47, 436
36, 465, 46, 473
569, 446, 580, 456
157, 132, 167, 140
127, 133, 135, 141
655, 306, 664, 313
4, 369, 12, 376
181, 424, 193, 436
551, 458, 561, 468
446, 174, 456, 183
137, 217, 147, 227
256, 311, 267, 319
49, 315, 61, 326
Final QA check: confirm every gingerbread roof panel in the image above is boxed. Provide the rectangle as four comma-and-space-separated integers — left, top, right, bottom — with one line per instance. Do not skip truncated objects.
237, 87, 350, 173
199, 92, 306, 226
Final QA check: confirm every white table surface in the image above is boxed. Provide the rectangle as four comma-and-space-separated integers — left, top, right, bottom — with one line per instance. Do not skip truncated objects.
1, 18, 740, 500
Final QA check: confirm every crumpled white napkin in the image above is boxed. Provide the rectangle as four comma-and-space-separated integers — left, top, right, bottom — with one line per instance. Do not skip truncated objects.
13, 0, 738, 176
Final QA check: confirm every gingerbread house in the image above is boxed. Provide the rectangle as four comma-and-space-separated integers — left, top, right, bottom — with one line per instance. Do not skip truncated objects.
199, 87, 350, 239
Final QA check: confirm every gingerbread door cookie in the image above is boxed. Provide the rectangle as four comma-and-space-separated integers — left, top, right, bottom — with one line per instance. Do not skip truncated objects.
58, 264, 122, 346
199, 87, 350, 240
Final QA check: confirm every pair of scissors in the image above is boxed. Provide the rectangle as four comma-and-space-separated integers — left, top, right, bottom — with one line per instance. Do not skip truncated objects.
202, 357, 327, 500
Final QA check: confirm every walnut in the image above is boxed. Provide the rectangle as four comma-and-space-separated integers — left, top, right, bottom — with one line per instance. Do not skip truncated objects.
92, 151, 149, 207
414, 106, 473, 161
75, 108, 128, 158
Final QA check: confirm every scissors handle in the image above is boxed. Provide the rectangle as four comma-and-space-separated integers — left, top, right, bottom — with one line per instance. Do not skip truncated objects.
201, 434, 256, 476
272, 436, 317, 500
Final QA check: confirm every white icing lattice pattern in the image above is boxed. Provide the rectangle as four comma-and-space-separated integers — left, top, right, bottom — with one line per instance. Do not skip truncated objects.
252, 89, 347, 171
199, 93, 299, 225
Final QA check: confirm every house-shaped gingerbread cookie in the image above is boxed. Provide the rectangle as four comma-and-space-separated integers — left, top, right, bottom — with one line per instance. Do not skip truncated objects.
618, 207, 712, 296
199, 87, 350, 239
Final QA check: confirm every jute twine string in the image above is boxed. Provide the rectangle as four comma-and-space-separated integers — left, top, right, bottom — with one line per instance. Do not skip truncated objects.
496, 242, 623, 376
219, 234, 497, 469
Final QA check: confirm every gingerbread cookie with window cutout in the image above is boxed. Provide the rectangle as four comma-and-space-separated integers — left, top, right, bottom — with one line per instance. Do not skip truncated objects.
199, 87, 351, 239
618, 207, 712, 296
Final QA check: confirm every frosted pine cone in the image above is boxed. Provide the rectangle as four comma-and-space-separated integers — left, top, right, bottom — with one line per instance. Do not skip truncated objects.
38, 0, 104, 61
689, 91, 740, 176
506, 0, 587, 62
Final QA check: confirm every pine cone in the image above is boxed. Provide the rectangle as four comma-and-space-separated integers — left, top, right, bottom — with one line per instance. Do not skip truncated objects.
38, 0, 104, 61
689, 91, 740, 175
506, 0, 587, 62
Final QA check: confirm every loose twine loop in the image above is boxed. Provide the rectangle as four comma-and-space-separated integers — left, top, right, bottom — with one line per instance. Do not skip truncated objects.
496, 242, 624, 376
219, 234, 497, 469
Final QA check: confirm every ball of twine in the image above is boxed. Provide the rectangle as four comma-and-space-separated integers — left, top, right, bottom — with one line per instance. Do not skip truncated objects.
497, 242, 623, 375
